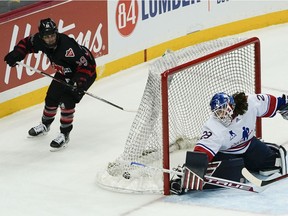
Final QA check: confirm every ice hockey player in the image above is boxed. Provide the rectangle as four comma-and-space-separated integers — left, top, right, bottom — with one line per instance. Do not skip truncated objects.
4, 18, 97, 151
170, 92, 288, 194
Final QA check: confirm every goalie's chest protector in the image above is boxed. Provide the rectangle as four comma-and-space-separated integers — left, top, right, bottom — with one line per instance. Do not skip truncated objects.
217, 109, 257, 153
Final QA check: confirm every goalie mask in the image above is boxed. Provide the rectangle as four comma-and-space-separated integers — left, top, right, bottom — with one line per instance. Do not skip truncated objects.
210, 92, 235, 127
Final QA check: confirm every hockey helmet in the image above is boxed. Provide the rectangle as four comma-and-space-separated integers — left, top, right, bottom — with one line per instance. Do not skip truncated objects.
38, 18, 58, 38
210, 92, 235, 127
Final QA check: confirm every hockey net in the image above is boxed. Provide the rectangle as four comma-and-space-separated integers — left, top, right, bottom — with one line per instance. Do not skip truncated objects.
96, 37, 261, 194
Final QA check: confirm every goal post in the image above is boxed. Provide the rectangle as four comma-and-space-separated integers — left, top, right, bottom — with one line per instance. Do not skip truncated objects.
161, 37, 261, 194
96, 37, 261, 195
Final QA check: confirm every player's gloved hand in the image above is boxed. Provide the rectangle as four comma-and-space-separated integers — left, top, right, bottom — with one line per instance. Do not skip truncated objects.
70, 74, 87, 103
278, 94, 288, 120
282, 94, 288, 103
4, 50, 24, 67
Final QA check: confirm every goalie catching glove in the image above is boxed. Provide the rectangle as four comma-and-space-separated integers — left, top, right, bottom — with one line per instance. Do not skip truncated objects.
278, 94, 288, 120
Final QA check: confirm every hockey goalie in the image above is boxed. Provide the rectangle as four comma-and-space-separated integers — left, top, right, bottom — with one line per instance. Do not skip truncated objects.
170, 92, 288, 195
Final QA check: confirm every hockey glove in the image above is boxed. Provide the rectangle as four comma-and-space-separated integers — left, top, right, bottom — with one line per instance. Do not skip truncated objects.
278, 94, 288, 120
170, 178, 183, 195
70, 74, 87, 103
169, 165, 205, 195
170, 165, 184, 195
4, 50, 24, 67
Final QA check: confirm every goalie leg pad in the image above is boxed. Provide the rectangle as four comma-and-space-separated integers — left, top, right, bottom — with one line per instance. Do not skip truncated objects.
263, 143, 287, 175
279, 145, 287, 175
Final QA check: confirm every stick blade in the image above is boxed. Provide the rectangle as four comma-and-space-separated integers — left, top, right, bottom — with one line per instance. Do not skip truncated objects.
241, 168, 262, 187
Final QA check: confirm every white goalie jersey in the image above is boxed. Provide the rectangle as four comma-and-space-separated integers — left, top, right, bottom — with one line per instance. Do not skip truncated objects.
194, 94, 279, 161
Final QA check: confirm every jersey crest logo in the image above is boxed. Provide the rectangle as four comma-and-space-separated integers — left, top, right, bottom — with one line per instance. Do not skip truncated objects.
65, 48, 75, 57
229, 130, 237, 140
242, 127, 250, 140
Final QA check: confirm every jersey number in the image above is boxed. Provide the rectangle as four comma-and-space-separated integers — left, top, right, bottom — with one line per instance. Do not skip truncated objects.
256, 94, 265, 101
200, 131, 212, 139
76, 56, 88, 67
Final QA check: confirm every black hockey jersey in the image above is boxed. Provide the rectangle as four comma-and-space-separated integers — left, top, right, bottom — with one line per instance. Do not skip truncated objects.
13, 33, 96, 80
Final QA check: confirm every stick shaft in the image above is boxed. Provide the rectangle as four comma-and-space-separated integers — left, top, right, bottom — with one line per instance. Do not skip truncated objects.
17, 61, 137, 112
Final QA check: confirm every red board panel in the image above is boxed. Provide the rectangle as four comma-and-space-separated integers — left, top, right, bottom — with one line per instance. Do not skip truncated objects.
0, 0, 108, 93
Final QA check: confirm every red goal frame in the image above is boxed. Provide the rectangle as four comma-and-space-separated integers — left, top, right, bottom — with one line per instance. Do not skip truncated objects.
161, 37, 261, 195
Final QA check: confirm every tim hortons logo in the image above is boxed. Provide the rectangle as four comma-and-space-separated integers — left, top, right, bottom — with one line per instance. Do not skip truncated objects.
4, 19, 105, 85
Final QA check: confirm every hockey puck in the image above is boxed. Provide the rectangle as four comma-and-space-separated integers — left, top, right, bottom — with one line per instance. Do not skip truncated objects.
123, 171, 131, 179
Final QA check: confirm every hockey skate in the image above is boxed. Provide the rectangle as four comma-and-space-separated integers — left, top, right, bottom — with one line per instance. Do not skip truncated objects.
28, 123, 50, 137
50, 133, 70, 152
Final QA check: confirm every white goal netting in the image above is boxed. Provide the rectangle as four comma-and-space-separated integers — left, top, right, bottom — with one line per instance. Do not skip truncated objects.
96, 37, 260, 194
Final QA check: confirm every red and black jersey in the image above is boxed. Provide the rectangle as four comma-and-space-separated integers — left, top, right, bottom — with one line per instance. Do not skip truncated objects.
13, 33, 96, 80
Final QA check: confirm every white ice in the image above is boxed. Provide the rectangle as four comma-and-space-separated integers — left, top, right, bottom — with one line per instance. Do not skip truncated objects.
1, 23, 288, 216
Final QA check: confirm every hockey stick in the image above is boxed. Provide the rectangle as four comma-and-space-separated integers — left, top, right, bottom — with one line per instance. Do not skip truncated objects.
242, 167, 288, 187
130, 162, 184, 175
130, 162, 263, 193
16, 61, 137, 113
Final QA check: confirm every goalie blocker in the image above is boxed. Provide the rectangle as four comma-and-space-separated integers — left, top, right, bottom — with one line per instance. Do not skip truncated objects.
170, 152, 245, 194
170, 143, 287, 195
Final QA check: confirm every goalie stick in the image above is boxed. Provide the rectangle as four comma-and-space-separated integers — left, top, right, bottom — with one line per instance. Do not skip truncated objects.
17, 61, 137, 113
130, 162, 263, 193
242, 167, 288, 187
